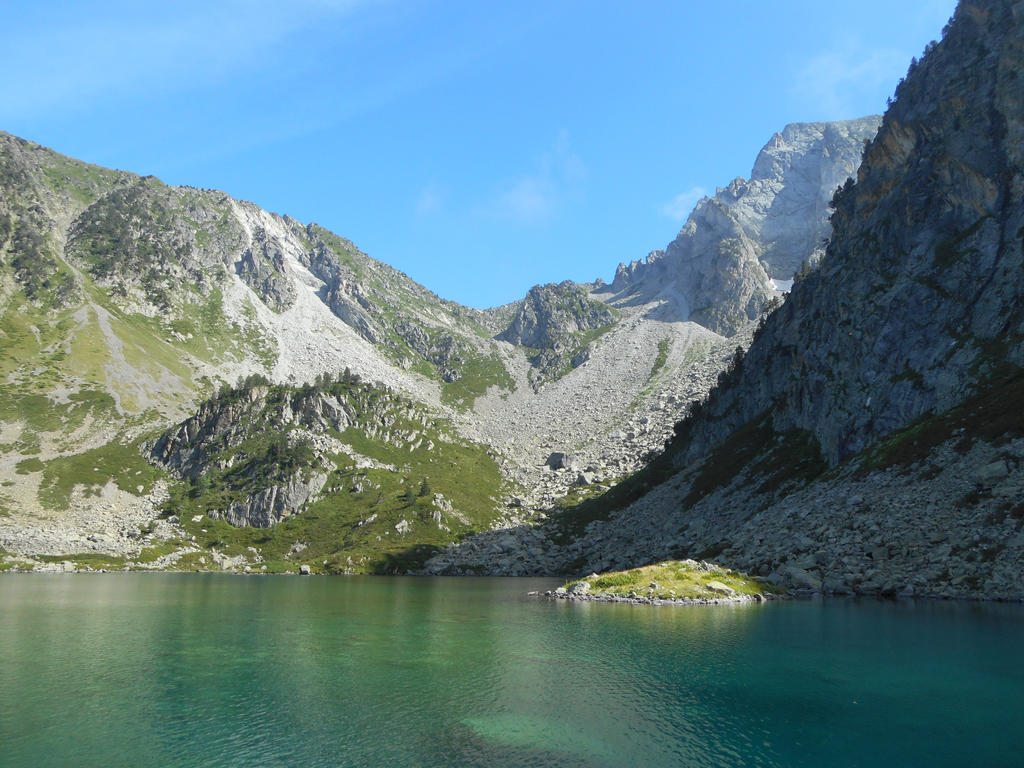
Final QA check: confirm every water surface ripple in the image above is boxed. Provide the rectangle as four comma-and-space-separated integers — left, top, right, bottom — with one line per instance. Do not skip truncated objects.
1, 575, 1022, 767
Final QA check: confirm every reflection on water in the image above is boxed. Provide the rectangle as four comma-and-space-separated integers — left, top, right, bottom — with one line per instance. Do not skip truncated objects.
1, 575, 1022, 768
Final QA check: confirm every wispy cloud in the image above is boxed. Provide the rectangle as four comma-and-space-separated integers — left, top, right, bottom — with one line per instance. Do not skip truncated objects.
0, 0, 374, 119
660, 186, 707, 222
496, 177, 557, 222
490, 130, 585, 223
791, 41, 910, 117
414, 183, 445, 217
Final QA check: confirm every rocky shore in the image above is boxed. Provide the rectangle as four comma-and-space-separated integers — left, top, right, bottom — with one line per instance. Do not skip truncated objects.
535, 587, 785, 607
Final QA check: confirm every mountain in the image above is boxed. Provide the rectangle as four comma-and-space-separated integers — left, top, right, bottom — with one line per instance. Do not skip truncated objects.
604, 117, 880, 335
433, 0, 1024, 600
0, 113, 875, 573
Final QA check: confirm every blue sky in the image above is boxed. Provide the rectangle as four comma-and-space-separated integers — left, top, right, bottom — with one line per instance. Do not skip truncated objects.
1, 0, 957, 308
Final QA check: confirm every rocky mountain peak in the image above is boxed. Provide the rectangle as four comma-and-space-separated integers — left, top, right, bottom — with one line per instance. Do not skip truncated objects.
604, 116, 881, 336
497, 280, 615, 349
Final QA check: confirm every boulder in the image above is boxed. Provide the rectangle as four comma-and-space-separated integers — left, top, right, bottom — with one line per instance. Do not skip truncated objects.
770, 565, 821, 591
575, 472, 594, 486
546, 452, 576, 470
706, 580, 735, 595
973, 460, 1010, 487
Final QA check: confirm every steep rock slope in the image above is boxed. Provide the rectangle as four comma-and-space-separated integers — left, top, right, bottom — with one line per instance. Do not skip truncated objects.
443, 0, 1024, 599
605, 117, 880, 335
496, 281, 618, 389
680, 0, 1023, 466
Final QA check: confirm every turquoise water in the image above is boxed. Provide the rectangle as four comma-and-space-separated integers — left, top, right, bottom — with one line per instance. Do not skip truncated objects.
1, 575, 1021, 767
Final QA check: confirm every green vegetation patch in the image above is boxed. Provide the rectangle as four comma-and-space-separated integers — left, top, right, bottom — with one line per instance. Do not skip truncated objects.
161, 288, 274, 368
14, 457, 45, 474
38, 440, 164, 510
0, 295, 76, 378
158, 373, 508, 573
650, 338, 670, 380
0, 387, 118, 440
440, 350, 515, 409
566, 560, 781, 601
34, 553, 127, 570
0, 557, 31, 572
40, 155, 122, 207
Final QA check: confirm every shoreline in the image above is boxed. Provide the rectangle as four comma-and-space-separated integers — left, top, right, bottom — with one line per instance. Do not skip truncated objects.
3, 569, 1023, 603
533, 586, 789, 606
536, 588, 1024, 605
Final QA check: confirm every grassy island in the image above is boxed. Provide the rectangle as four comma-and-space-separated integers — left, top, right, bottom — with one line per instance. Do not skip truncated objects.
561, 559, 785, 602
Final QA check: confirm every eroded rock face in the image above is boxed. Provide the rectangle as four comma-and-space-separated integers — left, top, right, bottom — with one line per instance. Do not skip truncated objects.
146, 383, 368, 528
65, 176, 251, 310
497, 280, 618, 388
682, 0, 1024, 466
498, 281, 615, 349
607, 117, 881, 335
215, 472, 328, 528
236, 225, 296, 312
148, 385, 355, 478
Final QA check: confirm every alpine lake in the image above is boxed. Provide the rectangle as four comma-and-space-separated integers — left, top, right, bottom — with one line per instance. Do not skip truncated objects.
1, 574, 1021, 767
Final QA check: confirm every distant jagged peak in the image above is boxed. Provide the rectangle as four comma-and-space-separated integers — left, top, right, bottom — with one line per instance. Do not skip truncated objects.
604, 115, 881, 336
750, 116, 882, 183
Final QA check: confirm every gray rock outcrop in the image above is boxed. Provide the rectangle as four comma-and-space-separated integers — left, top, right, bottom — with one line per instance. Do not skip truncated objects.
236, 225, 297, 312
497, 281, 618, 388
605, 117, 881, 335
498, 281, 615, 349
216, 472, 328, 527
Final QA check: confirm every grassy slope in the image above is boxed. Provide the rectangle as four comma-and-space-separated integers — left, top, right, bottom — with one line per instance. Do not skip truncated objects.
312, 226, 514, 410
1, 377, 512, 573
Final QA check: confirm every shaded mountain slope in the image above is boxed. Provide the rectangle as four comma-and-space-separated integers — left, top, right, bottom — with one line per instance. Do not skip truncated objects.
679, 0, 1024, 466
431, 0, 1024, 600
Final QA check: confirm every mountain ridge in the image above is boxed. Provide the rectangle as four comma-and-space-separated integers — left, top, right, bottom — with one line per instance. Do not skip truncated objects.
0, 115, 878, 573
427, 0, 1024, 601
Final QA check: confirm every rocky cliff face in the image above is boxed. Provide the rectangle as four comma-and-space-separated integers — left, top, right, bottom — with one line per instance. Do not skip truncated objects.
606, 117, 880, 335
498, 281, 614, 349
438, 0, 1024, 599
680, 0, 1024, 467
142, 373, 510, 571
